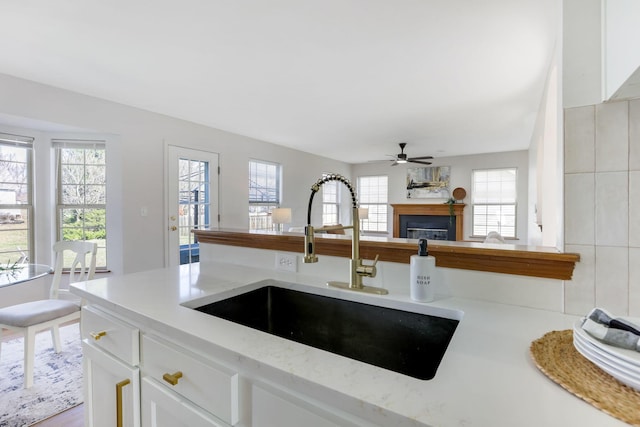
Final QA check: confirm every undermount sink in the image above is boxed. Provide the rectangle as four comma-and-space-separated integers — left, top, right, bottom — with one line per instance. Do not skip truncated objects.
185, 280, 462, 380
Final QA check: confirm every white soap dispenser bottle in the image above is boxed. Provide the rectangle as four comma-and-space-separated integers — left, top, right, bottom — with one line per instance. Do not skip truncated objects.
410, 238, 435, 302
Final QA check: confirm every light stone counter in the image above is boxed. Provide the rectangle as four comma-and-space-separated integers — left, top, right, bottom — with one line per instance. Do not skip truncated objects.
71, 262, 627, 427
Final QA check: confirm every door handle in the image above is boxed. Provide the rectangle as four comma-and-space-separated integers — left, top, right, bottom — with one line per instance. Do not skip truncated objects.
116, 378, 131, 427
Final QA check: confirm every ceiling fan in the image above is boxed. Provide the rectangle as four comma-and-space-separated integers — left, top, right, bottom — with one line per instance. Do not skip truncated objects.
381, 142, 433, 166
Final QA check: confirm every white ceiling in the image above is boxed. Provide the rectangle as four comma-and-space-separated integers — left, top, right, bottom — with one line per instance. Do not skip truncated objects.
0, 0, 559, 164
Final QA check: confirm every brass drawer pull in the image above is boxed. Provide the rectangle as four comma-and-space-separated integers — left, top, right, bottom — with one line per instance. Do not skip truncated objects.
116, 378, 131, 427
162, 371, 183, 386
90, 331, 107, 340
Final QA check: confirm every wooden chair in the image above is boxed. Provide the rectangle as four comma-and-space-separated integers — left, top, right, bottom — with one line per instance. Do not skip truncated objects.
0, 240, 97, 388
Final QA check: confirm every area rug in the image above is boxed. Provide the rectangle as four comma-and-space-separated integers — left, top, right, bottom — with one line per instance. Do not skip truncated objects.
0, 324, 83, 427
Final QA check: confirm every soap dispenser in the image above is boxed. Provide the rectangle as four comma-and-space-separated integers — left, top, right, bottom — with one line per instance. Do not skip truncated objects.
410, 238, 435, 302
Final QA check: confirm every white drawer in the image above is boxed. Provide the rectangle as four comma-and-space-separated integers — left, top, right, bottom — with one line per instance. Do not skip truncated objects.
141, 334, 239, 426
82, 305, 140, 365
141, 377, 230, 427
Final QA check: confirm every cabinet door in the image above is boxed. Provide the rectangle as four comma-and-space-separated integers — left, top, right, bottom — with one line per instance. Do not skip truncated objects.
141, 377, 229, 427
83, 341, 140, 427
252, 384, 365, 427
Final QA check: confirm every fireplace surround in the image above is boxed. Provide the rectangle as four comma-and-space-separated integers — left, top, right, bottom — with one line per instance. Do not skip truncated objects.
392, 204, 465, 240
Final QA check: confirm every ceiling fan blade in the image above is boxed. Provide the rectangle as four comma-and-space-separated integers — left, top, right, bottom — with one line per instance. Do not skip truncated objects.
390, 161, 399, 166
409, 160, 432, 165
408, 156, 434, 160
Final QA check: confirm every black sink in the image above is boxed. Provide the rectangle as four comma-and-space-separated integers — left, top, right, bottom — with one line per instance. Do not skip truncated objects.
193, 285, 460, 380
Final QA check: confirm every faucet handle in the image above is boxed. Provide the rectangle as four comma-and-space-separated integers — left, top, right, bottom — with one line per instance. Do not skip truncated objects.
357, 254, 379, 278
371, 254, 379, 266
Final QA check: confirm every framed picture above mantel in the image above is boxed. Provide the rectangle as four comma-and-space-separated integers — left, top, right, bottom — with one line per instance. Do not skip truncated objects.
406, 166, 450, 199
391, 203, 465, 241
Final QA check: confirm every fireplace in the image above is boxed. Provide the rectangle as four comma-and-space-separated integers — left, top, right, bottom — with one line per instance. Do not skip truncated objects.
391, 204, 465, 241
403, 215, 454, 240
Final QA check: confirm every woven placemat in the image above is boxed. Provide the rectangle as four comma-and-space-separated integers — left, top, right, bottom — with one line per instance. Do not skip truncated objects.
530, 329, 640, 426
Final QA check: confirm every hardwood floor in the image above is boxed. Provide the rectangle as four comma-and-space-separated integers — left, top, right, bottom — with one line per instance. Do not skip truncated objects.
32, 404, 84, 427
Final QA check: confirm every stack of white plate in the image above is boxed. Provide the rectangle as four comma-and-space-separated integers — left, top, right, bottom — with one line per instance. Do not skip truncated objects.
573, 319, 640, 391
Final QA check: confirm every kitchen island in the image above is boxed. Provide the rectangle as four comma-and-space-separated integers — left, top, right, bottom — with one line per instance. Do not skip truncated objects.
71, 262, 626, 427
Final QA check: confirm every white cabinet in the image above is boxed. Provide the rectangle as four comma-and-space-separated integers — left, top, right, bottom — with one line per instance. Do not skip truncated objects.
81, 304, 374, 427
141, 377, 228, 427
81, 305, 141, 427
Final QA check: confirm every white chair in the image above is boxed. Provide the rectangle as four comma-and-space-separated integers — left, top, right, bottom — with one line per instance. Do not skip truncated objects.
484, 231, 506, 244
0, 240, 97, 388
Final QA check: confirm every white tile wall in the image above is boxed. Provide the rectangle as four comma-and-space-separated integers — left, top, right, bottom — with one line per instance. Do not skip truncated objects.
564, 173, 595, 245
564, 99, 638, 316
564, 244, 595, 315
594, 246, 629, 314
628, 99, 640, 170
564, 105, 595, 173
595, 102, 628, 172
629, 171, 640, 247
595, 171, 628, 246
629, 247, 640, 316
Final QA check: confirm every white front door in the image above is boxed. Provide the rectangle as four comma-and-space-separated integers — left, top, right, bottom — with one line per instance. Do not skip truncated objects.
167, 146, 219, 267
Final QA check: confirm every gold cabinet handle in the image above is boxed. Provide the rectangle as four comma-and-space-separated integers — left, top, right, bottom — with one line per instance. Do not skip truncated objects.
90, 331, 107, 340
116, 378, 131, 427
170, 225, 177, 231
162, 371, 183, 386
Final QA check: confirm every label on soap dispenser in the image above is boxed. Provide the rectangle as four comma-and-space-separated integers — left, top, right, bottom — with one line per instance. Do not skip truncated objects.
410, 255, 436, 302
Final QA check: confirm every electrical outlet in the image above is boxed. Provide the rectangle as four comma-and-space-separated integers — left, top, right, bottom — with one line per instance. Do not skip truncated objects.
275, 253, 297, 272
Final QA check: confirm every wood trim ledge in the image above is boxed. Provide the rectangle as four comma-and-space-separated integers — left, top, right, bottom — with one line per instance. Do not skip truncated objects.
194, 229, 580, 280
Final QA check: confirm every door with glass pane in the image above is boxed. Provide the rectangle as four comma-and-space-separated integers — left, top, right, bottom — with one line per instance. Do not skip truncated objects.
167, 146, 218, 267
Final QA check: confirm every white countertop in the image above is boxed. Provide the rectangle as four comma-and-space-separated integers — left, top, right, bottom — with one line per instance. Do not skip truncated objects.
71, 263, 627, 427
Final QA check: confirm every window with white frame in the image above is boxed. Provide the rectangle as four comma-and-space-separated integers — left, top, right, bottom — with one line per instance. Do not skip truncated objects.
55, 139, 107, 269
0, 133, 34, 264
357, 175, 388, 232
321, 174, 340, 226
472, 168, 517, 238
249, 159, 281, 231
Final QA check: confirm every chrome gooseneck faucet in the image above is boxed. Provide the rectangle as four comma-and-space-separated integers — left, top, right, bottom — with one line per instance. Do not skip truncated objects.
303, 174, 388, 295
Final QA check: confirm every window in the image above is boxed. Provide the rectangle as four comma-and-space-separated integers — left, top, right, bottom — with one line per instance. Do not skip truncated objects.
249, 160, 281, 231
55, 140, 107, 269
357, 175, 388, 232
0, 133, 34, 264
321, 174, 340, 226
472, 168, 517, 238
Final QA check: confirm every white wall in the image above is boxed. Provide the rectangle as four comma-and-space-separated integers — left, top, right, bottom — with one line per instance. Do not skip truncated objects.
563, 0, 603, 107
563, 0, 640, 105
528, 55, 563, 248
0, 73, 352, 281
199, 243, 564, 312
603, 0, 640, 100
351, 151, 530, 243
